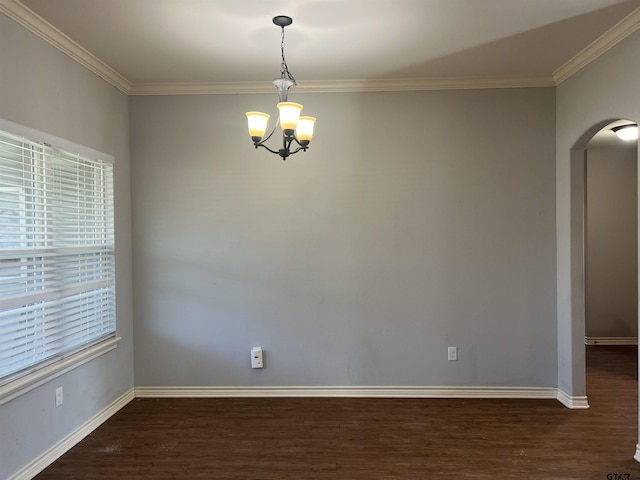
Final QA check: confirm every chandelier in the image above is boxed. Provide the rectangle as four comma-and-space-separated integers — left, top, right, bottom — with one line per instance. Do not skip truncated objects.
245, 16, 316, 160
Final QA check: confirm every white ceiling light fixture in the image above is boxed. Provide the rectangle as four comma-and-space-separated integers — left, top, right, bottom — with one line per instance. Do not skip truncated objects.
612, 123, 639, 141
245, 16, 316, 161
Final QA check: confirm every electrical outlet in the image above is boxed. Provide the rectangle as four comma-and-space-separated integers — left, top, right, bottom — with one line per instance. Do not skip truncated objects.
448, 347, 457, 361
55, 386, 63, 407
251, 347, 264, 368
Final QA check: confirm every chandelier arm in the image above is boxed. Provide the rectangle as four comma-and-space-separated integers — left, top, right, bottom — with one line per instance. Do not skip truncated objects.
283, 132, 291, 149
290, 135, 309, 148
283, 133, 306, 155
252, 136, 307, 159
253, 143, 281, 156
287, 146, 307, 155
256, 124, 278, 146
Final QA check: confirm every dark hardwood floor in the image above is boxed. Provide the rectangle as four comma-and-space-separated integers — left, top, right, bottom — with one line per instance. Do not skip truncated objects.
35, 346, 639, 479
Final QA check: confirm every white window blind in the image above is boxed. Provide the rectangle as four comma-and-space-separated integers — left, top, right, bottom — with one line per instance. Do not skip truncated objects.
0, 128, 115, 384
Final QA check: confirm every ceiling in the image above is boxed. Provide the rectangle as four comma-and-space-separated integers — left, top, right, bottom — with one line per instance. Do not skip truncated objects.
2, 0, 639, 94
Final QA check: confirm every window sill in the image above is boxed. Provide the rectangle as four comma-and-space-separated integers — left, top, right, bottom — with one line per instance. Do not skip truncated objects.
0, 336, 121, 406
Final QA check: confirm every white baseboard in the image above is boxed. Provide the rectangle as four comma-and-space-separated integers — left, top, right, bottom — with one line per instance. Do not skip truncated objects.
556, 389, 590, 409
635, 444, 640, 463
137, 386, 588, 409
136, 385, 562, 400
8, 388, 135, 480
585, 336, 638, 345
7, 384, 589, 479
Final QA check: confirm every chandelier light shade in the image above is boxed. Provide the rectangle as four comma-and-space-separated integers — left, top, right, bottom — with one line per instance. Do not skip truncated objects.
245, 16, 316, 160
277, 102, 303, 132
246, 112, 271, 141
296, 117, 316, 142
612, 123, 639, 141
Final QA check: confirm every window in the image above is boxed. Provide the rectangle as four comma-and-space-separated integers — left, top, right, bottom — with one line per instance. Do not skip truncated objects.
0, 127, 115, 386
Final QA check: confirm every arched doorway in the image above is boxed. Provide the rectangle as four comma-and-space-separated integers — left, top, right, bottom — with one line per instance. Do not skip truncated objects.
584, 121, 638, 344
568, 118, 638, 446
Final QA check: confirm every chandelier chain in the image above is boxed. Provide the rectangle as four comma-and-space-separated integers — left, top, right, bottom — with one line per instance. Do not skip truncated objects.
280, 26, 297, 84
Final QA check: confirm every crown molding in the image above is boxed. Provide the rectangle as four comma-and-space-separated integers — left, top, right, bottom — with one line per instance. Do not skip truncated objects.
129, 81, 270, 96
0, 0, 132, 94
303, 77, 557, 92
554, 6, 640, 85
3, 0, 639, 95
129, 76, 556, 95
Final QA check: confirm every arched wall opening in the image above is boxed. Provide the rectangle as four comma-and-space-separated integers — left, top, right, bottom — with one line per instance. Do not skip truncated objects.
566, 117, 638, 418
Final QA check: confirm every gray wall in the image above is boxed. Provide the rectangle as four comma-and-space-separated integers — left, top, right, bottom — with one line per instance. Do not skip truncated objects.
16, 3, 640, 472
556, 29, 640, 397
586, 146, 638, 338
131, 88, 557, 388
0, 14, 133, 479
